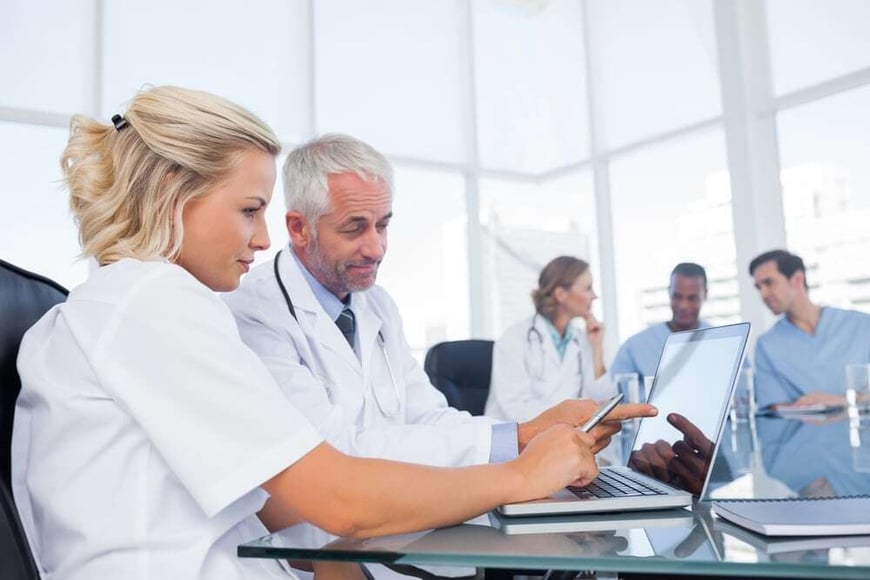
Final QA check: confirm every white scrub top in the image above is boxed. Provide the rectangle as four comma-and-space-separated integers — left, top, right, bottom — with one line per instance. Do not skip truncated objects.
12, 259, 322, 580
485, 315, 615, 422
223, 246, 501, 468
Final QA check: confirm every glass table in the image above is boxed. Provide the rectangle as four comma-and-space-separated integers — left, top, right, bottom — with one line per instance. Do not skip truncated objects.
239, 413, 870, 578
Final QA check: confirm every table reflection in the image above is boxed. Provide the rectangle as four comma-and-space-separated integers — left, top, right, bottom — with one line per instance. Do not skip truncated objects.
755, 414, 870, 497
257, 510, 723, 567
240, 416, 870, 578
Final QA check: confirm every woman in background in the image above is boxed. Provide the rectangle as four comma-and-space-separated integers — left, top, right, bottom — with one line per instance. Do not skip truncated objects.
486, 256, 614, 422
11, 86, 601, 580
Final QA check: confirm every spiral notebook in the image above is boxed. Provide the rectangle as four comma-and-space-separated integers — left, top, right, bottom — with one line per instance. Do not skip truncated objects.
714, 518, 870, 554
712, 495, 870, 536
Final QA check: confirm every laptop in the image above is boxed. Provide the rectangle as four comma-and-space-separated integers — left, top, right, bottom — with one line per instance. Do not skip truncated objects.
498, 322, 751, 517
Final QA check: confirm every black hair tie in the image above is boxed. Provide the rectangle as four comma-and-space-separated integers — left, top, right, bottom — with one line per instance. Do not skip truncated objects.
111, 114, 130, 132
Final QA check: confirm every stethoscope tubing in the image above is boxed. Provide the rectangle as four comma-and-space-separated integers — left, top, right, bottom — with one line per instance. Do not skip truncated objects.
273, 250, 402, 417
525, 313, 584, 385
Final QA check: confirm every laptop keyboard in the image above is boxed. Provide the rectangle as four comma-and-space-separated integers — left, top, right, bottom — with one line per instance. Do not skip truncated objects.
567, 469, 665, 499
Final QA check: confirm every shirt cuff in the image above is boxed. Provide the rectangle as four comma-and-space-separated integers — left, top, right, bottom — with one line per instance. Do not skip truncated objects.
489, 422, 519, 463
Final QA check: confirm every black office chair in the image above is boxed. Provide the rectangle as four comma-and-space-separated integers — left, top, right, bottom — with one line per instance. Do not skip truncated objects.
424, 339, 547, 580
1, 481, 39, 580
0, 259, 68, 580
423, 339, 494, 416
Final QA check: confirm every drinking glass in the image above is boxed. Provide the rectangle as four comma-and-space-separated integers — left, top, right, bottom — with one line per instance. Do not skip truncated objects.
613, 372, 641, 464
613, 373, 641, 405
846, 363, 870, 414
850, 403, 870, 473
729, 368, 754, 423
642, 375, 655, 402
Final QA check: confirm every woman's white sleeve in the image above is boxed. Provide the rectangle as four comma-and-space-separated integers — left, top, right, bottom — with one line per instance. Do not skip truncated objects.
91, 270, 323, 517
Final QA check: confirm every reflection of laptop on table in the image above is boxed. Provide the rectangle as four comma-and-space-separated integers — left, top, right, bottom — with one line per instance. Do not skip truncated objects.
498, 322, 751, 517
490, 508, 694, 535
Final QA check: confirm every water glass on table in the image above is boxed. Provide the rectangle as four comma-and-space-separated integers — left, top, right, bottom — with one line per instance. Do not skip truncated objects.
729, 368, 755, 423
613, 372, 641, 464
643, 375, 655, 402
846, 363, 870, 415
613, 372, 641, 405
851, 420, 870, 473
848, 366, 870, 472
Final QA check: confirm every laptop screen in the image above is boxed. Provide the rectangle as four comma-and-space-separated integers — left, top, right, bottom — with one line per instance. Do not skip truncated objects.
626, 323, 749, 497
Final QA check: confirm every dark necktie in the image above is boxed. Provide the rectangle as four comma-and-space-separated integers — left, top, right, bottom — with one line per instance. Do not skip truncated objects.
335, 307, 356, 348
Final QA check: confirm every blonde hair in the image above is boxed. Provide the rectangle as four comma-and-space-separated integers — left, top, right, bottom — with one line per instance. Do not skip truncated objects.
62, 85, 281, 265
532, 256, 589, 320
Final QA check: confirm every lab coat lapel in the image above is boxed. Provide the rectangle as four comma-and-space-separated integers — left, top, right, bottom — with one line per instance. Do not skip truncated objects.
533, 315, 562, 367
354, 293, 385, 380
280, 247, 362, 376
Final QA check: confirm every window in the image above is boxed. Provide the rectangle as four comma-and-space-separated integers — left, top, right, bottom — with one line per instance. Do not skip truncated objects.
1, 0, 96, 113
314, 0, 466, 163
766, 0, 870, 95
586, 0, 720, 149
479, 171, 599, 338
609, 129, 738, 341
0, 122, 86, 288
474, 0, 589, 173
776, 85, 870, 313
103, 0, 308, 141
376, 166, 467, 356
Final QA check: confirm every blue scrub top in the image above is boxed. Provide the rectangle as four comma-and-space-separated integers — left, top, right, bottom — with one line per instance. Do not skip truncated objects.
754, 306, 870, 409
611, 320, 711, 381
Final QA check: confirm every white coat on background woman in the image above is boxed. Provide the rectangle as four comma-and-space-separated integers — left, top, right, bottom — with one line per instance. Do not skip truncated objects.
485, 256, 615, 423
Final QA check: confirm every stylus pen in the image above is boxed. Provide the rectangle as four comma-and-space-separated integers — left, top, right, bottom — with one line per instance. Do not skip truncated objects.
578, 392, 624, 433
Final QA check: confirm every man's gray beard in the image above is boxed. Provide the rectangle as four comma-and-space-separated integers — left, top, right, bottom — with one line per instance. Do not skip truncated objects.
305, 234, 351, 297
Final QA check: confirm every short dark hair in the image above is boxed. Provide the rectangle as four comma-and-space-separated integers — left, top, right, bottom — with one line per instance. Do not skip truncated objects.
748, 249, 807, 287
670, 262, 707, 290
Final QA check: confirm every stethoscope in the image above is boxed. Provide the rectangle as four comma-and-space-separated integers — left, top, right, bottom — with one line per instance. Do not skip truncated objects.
525, 313, 584, 385
273, 250, 402, 418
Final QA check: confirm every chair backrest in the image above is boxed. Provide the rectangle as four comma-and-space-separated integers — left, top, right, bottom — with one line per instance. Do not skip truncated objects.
423, 339, 494, 416
0, 259, 68, 487
0, 480, 40, 580
0, 259, 65, 580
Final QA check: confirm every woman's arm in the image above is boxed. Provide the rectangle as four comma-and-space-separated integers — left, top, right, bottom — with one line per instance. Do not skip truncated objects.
584, 313, 606, 378
261, 424, 598, 539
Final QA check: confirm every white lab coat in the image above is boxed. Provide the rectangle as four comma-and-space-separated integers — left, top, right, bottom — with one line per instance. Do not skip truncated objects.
485, 314, 615, 423
223, 245, 500, 468
12, 259, 317, 579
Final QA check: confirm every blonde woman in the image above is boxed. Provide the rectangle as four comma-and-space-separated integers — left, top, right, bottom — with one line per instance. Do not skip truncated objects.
10, 87, 615, 580
486, 256, 615, 422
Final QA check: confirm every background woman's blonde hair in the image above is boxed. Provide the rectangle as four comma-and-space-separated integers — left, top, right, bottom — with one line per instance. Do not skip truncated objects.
532, 256, 590, 320
62, 85, 281, 265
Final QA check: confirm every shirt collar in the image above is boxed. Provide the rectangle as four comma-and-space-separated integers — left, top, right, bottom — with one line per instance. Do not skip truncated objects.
289, 246, 350, 321
542, 316, 575, 349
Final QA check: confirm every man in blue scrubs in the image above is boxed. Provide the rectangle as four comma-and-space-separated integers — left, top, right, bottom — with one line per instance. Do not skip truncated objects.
750, 249, 870, 410
610, 262, 710, 383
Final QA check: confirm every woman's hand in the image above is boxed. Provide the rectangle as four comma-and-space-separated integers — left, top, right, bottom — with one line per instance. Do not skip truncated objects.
584, 312, 604, 349
509, 424, 600, 500
584, 312, 607, 378
518, 400, 658, 453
